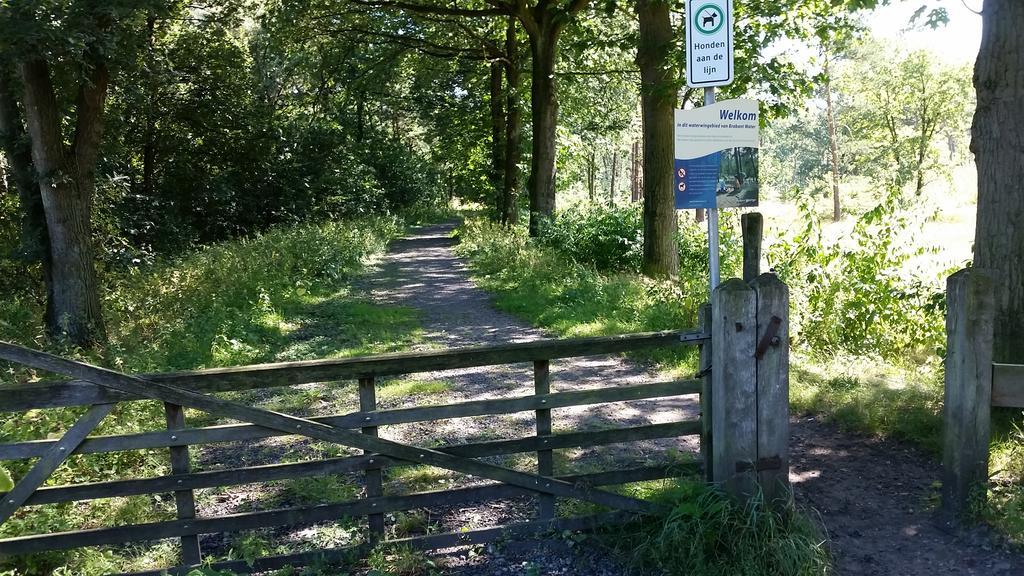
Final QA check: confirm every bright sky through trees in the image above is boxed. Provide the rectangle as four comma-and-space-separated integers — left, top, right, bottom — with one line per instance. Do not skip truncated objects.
867, 0, 982, 64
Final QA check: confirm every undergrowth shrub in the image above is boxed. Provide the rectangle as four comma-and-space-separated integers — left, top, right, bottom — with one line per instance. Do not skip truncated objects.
768, 190, 951, 362
537, 204, 643, 272
624, 481, 830, 576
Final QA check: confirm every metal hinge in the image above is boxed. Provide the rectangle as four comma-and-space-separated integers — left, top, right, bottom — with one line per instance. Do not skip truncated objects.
754, 316, 783, 359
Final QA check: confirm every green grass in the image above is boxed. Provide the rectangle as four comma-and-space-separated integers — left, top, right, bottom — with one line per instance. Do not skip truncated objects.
454, 218, 701, 376
385, 465, 457, 494
986, 412, 1024, 545
367, 544, 439, 576
789, 353, 944, 453
377, 378, 452, 401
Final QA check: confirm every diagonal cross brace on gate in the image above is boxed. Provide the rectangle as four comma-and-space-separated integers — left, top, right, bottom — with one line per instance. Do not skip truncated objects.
0, 403, 115, 525
0, 341, 661, 526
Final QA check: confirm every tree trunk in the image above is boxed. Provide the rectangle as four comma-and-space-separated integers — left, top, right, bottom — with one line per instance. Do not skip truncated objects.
609, 150, 618, 206
636, 0, 679, 278
587, 149, 596, 202
527, 26, 560, 235
914, 108, 933, 197
972, 0, 1024, 364
824, 56, 842, 221
626, 139, 634, 200
142, 13, 158, 199
0, 65, 55, 326
20, 58, 107, 346
490, 59, 506, 217
501, 17, 521, 225
356, 93, 365, 143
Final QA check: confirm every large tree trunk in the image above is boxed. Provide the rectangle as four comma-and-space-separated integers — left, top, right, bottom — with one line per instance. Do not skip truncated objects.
636, 0, 679, 278
824, 56, 842, 221
0, 65, 55, 325
527, 26, 560, 235
20, 58, 107, 346
501, 17, 521, 226
972, 0, 1024, 364
489, 59, 506, 217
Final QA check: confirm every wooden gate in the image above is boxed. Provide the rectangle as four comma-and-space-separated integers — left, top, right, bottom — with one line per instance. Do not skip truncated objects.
0, 275, 789, 575
0, 330, 711, 574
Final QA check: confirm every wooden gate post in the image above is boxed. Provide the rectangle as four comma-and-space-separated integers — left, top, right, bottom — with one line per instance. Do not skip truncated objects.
741, 212, 763, 283
165, 403, 202, 565
751, 273, 790, 505
534, 359, 555, 519
698, 304, 713, 483
942, 268, 995, 517
711, 279, 758, 499
359, 376, 385, 539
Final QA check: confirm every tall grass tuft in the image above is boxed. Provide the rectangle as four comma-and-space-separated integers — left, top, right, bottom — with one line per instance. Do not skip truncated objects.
625, 481, 831, 576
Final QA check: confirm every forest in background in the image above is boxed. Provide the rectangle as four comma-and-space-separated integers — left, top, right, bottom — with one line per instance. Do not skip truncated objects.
1, 0, 1023, 574
0, 0, 873, 348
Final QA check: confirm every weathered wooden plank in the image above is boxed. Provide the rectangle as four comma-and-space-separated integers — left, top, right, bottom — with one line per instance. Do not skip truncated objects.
942, 268, 995, 517
117, 511, 638, 576
0, 466, 681, 556
992, 363, 1024, 408
0, 380, 701, 460
359, 376, 384, 538
164, 403, 201, 565
0, 342, 660, 517
387, 510, 636, 554
698, 303, 713, 483
0, 403, 114, 526
0, 330, 707, 411
711, 279, 758, 499
751, 273, 790, 505
12, 456, 375, 505
741, 213, 763, 283
6, 422, 700, 505
534, 360, 554, 519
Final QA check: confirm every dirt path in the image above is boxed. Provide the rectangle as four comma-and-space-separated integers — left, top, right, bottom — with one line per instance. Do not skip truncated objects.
357, 221, 1024, 575
791, 417, 1023, 575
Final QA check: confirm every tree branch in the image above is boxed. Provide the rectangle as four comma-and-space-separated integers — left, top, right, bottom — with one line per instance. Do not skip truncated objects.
349, 0, 508, 18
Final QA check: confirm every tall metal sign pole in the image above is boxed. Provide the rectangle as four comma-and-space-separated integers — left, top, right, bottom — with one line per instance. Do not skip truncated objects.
704, 87, 720, 290
686, 0, 734, 291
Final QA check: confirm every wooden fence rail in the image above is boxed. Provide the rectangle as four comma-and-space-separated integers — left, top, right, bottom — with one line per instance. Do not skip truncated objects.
0, 330, 703, 412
